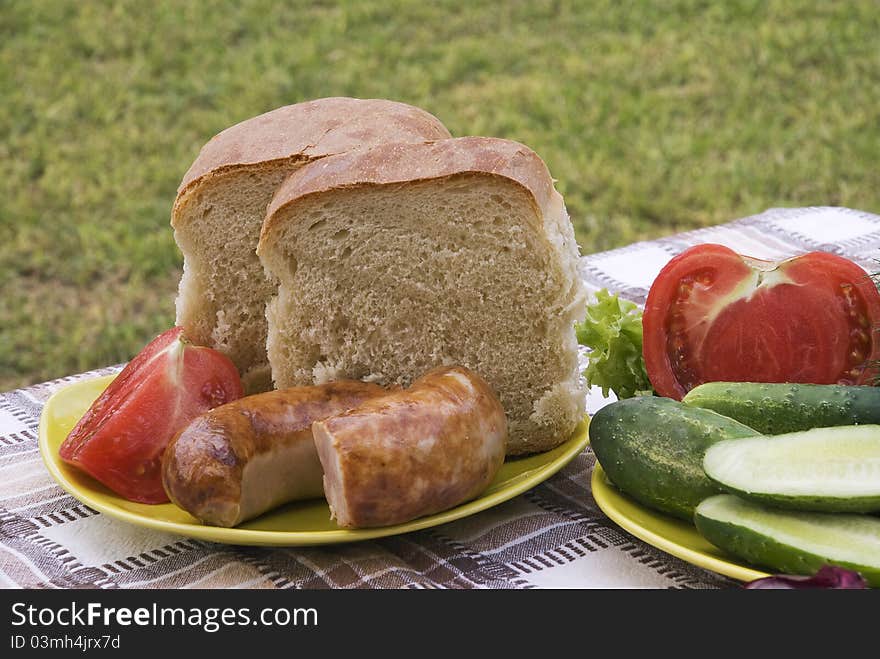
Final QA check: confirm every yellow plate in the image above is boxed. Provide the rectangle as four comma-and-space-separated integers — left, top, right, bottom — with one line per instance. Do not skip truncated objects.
39, 375, 590, 547
591, 463, 769, 583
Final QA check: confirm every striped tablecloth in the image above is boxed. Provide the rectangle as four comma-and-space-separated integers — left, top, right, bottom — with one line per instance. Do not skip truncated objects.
3, 206, 879, 590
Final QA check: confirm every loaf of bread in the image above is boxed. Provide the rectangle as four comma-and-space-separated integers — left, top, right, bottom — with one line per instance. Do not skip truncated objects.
257, 137, 586, 454
171, 98, 451, 393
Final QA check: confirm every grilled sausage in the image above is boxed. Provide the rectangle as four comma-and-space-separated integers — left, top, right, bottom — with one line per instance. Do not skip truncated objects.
162, 380, 385, 527
313, 366, 508, 529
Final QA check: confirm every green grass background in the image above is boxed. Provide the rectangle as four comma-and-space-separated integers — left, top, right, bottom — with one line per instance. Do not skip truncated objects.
2, 0, 879, 389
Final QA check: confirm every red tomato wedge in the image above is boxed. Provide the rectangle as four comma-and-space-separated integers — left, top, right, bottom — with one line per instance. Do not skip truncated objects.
59, 327, 243, 503
643, 244, 880, 400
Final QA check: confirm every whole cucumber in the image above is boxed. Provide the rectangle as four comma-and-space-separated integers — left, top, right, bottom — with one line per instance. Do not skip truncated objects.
682, 382, 880, 434
695, 494, 880, 586
589, 396, 759, 520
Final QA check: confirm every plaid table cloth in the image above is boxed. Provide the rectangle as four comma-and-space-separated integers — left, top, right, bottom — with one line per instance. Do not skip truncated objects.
3, 206, 879, 590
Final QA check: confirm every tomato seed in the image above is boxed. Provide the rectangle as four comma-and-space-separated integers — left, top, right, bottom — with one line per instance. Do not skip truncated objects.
851, 328, 869, 345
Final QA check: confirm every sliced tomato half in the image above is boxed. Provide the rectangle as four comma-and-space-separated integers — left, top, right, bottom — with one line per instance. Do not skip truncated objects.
643, 244, 880, 400
59, 327, 244, 503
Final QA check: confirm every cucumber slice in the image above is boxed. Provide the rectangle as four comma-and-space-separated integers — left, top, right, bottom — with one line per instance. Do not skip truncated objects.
703, 425, 880, 512
695, 495, 880, 586
683, 382, 880, 435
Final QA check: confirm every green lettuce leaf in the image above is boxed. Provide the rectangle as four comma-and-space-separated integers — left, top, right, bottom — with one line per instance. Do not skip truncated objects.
576, 288, 653, 399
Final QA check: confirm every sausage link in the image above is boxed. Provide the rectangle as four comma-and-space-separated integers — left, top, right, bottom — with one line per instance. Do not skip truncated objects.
313, 366, 508, 529
162, 380, 385, 527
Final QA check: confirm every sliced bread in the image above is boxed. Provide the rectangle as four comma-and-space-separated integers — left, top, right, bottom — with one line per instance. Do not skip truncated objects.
257, 137, 586, 454
171, 98, 451, 393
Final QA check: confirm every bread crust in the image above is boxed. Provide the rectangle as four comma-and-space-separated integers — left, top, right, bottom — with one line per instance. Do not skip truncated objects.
259, 137, 556, 246
172, 97, 451, 224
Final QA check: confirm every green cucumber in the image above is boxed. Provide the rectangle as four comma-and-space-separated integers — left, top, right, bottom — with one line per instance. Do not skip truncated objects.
703, 425, 880, 513
589, 396, 759, 520
682, 381, 880, 435
695, 494, 880, 586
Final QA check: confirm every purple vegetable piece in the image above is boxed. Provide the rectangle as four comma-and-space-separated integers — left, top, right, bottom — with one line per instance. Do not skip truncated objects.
745, 565, 868, 589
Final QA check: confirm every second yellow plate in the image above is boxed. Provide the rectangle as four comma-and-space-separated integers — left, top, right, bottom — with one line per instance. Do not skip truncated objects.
39, 375, 590, 547
591, 463, 769, 583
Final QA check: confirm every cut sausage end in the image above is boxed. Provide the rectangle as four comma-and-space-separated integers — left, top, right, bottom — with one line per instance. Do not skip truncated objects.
312, 420, 352, 527
312, 365, 508, 529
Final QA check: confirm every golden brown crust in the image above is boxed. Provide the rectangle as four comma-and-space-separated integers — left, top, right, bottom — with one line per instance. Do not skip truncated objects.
172, 97, 451, 221
161, 380, 385, 527
313, 366, 508, 529
259, 136, 555, 247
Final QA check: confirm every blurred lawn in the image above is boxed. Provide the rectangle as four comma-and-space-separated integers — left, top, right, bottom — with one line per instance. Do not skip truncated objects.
2, 0, 879, 389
